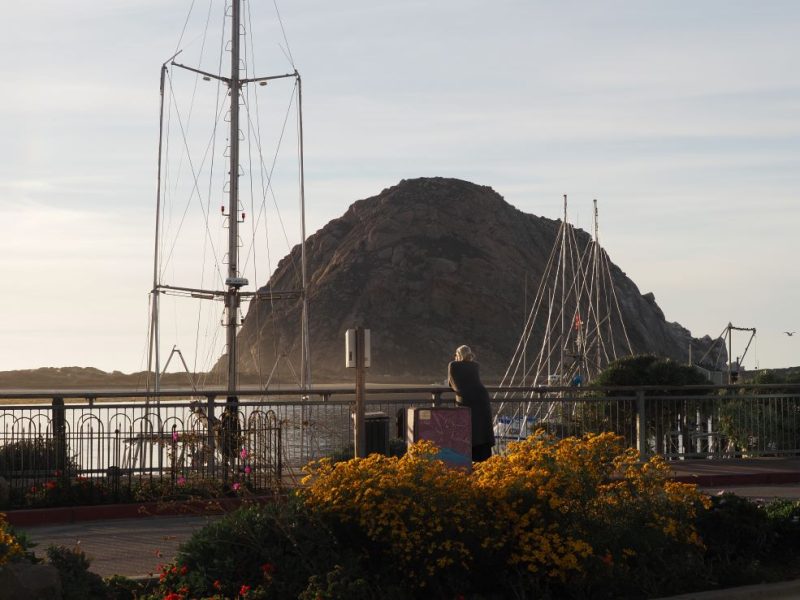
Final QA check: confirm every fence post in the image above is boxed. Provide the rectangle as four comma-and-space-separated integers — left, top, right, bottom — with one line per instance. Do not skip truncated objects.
51, 397, 67, 480
431, 391, 441, 407
206, 395, 217, 475
636, 389, 648, 458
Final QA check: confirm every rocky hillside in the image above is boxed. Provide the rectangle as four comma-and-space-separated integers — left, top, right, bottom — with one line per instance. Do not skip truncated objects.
225, 177, 723, 382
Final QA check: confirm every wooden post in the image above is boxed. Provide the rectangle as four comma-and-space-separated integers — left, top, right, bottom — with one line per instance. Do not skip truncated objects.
354, 327, 366, 458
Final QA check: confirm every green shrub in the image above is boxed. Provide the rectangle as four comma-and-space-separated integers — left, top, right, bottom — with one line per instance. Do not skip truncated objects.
157, 497, 358, 599
0, 438, 79, 476
764, 499, 800, 558
104, 575, 151, 600
46, 545, 109, 600
695, 493, 774, 586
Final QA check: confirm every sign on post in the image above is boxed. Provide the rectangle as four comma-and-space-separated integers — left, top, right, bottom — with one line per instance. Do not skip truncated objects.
346, 328, 370, 458
345, 328, 370, 368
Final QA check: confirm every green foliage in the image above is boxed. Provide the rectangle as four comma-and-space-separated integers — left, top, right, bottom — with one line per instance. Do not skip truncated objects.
763, 499, 800, 557
104, 575, 152, 600
695, 493, 774, 585
20, 472, 228, 509
387, 437, 407, 458
157, 496, 356, 600
298, 564, 388, 600
592, 355, 709, 390
46, 545, 109, 600
0, 437, 79, 475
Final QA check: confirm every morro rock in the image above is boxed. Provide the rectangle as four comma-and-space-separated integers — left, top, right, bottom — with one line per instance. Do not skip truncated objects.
224, 177, 722, 382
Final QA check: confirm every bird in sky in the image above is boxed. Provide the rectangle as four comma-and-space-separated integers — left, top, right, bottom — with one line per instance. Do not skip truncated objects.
785, 331, 796, 336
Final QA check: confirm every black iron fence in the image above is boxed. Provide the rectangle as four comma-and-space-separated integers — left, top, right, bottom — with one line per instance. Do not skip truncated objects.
0, 384, 798, 509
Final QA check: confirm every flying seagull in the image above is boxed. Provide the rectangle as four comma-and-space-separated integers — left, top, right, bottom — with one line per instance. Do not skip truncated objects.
785, 331, 796, 336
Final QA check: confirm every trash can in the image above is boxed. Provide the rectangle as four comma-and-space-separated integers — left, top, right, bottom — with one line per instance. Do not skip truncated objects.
365, 411, 390, 456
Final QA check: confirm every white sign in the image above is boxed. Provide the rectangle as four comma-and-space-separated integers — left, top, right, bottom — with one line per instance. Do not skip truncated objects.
345, 328, 371, 368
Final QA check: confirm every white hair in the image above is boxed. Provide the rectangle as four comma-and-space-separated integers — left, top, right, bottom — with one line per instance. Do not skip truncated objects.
455, 345, 475, 361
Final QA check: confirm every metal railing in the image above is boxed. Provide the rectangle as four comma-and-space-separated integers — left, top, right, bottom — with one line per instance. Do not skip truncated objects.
0, 383, 798, 508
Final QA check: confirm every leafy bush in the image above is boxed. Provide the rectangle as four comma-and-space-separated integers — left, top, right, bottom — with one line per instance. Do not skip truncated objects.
695, 493, 774, 586
105, 575, 152, 600
303, 440, 487, 596
473, 431, 709, 599
763, 499, 800, 560
592, 355, 709, 389
156, 497, 355, 600
302, 432, 711, 599
0, 437, 79, 476
0, 513, 25, 566
150, 435, 800, 599
46, 545, 109, 600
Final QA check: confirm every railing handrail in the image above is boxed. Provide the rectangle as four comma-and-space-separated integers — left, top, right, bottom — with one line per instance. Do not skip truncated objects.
1, 382, 799, 401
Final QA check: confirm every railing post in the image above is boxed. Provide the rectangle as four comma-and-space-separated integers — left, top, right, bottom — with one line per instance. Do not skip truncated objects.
51, 397, 67, 480
636, 389, 648, 458
206, 395, 217, 476
431, 391, 441, 407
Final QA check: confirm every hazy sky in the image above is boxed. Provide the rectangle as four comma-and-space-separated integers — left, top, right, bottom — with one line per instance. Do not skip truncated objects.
0, 0, 798, 374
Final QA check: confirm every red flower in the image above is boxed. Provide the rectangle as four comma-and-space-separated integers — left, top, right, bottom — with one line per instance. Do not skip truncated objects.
212, 580, 222, 591
239, 584, 251, 597
45, 480, 58, 490
163, 593, 183, 600
261, 562, 275, 576
180, 565, 188, 575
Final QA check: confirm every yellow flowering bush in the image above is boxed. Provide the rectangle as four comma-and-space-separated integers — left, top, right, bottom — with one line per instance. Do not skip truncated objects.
301, 441, 486, 591
0, 513, 24, 566
475, 431, 710, 596
301, 432, 711, 598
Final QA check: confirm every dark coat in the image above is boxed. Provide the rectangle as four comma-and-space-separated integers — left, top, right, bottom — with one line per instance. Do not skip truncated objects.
448, 360, 495, 446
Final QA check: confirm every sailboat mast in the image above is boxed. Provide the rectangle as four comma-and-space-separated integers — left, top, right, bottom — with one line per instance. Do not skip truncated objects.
593, 199, 600, 375
226, 0, 243, 395
148, 63, 168, 396
297, 75, 311, 389
560, 195, 567, 382
148, 54, 178, 396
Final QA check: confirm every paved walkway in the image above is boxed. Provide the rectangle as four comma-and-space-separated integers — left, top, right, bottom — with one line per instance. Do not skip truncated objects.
19, 515, 219, 578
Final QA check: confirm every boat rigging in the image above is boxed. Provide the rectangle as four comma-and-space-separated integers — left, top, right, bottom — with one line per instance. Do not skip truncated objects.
147, 0, 310, 395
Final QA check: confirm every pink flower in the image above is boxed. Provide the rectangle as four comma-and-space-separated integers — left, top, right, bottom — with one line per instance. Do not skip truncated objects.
244, 465, 252, 474
232, 482, 241, 491
240, 447, 248, 459
172, 430, 179, 443
177, 476, 186, 486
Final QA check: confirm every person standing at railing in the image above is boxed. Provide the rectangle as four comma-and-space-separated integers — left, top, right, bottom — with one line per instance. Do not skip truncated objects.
448, 345, 495, 462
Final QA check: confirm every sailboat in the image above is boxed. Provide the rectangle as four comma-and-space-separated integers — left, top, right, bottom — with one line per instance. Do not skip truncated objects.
145, 1, 311, 396
493, 196, 634, 440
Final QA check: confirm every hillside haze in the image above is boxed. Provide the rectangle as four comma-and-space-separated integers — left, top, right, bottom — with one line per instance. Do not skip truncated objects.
223, 177, 722, 382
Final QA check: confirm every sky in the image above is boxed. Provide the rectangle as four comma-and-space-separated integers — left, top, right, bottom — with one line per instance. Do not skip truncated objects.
0, 0, 798, 374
